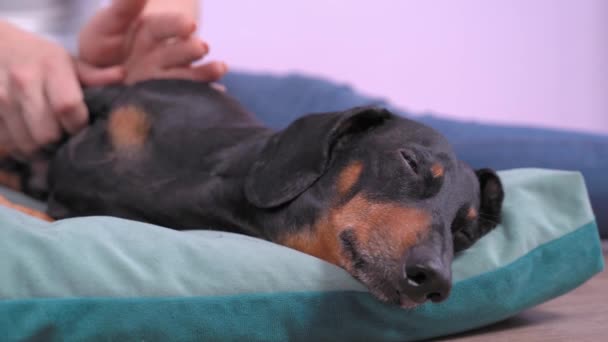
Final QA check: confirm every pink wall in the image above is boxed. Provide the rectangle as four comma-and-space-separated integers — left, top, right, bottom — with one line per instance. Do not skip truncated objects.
201, 0, 608, 134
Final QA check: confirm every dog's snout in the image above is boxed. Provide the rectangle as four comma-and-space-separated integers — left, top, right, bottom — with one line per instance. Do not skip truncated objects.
401, 244, 452, 303
403, 263, 451, 302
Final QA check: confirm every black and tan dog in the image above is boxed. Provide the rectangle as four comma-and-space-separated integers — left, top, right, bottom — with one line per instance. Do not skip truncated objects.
0, 79, 504, 308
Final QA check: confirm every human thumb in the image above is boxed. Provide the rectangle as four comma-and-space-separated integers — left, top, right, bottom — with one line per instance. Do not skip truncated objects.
76, 60, 126, 87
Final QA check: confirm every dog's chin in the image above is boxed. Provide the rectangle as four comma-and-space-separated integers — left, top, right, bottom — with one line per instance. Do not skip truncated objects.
365, 286, 424, 310
353, 271, 425, 310
397, 293, 424, 310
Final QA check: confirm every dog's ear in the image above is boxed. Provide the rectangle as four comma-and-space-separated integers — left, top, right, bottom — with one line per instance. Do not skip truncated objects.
476, 168, 504, 227
245, 106, 391, 208
454, 168, 504, 253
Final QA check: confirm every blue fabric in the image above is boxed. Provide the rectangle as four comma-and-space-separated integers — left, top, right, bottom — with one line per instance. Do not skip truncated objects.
221, 71, 608, 237
1, 221, 602, 342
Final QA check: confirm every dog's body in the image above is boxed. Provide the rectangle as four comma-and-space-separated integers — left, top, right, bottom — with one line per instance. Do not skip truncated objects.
0, 79, 504, 308
49, 80, 274, 235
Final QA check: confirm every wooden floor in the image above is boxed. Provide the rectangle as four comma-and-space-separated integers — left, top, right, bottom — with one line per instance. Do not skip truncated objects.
436, 242, 608, 341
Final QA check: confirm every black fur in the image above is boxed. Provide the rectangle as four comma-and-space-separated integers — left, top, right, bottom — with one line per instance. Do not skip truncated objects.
3, 79, 504, 307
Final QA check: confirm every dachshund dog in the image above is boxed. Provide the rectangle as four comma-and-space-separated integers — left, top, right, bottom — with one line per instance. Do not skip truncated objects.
0, 79, 504, 308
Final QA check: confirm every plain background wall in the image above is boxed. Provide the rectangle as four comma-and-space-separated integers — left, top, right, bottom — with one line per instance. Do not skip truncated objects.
200, 0, 608, 134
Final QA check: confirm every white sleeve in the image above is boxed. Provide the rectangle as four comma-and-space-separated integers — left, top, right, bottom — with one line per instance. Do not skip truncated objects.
0, 0, 104, 54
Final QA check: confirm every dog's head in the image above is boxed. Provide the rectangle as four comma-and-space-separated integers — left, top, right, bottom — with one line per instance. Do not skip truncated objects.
245, 107, 504, 308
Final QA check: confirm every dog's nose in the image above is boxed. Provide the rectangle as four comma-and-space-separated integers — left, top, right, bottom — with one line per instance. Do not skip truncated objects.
401, 248, 452, 303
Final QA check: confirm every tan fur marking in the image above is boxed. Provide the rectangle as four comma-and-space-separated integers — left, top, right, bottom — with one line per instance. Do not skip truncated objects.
467, 207, 478, 220
107, 105, 151, 150
0, 171, 21, 191
0, 195, 53, 222
431, 163, 444, 178
337, 161, 363, 195
279, 224, 343, 265
279, 194, 431, 267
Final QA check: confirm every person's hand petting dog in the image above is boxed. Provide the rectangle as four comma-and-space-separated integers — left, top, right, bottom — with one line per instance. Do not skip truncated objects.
0, 21, 124, 157
79, 0, 227, 85
0, 0, 225, 158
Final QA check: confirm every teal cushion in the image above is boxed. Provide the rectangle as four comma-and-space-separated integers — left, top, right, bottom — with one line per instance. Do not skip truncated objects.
0, 169, 603, 341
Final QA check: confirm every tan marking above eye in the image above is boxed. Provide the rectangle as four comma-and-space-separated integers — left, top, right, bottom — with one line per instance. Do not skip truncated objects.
337, 161, 364, 195
107, 105, 151, 151
431, 163, 444, 178
279, 194, 431, 269
467, 207, 478, 220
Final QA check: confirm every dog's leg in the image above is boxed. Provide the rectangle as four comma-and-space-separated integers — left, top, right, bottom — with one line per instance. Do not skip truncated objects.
0, 170, 21, 191
0, 147, 23, 192
0, 195, 53, 222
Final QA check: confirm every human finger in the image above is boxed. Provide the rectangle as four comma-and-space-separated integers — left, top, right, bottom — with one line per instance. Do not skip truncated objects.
45, 62, 89, 135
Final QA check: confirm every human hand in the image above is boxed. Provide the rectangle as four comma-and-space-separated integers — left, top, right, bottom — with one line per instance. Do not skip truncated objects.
79, 0, 227, 85
0, 22, 124, 156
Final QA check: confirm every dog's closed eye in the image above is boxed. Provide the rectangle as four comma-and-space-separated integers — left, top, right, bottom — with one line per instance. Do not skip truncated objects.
400, 150, 419, 175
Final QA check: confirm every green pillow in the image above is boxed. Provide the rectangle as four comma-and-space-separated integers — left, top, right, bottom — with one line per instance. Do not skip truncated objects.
0, 169, 603, 341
